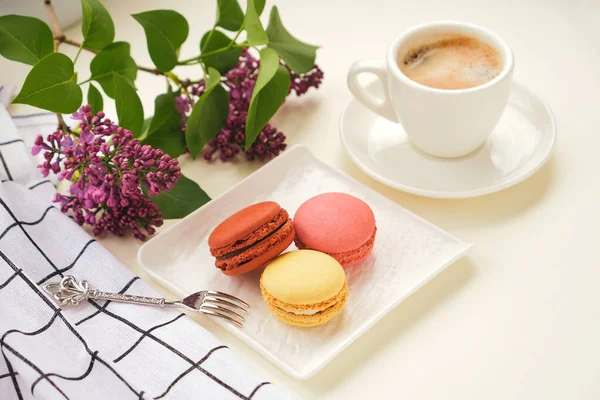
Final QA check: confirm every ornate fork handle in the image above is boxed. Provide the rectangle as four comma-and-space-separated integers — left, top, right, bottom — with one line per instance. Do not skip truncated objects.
90, 290, 168, 306
42, 275, 248, 328
43, 276, 173, 307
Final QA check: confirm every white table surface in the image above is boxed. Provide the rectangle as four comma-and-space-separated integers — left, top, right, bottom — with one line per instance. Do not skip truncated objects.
2, 0, 600, 398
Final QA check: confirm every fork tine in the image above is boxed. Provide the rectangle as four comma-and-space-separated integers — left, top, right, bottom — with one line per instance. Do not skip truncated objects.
203, 297, 248, 314
199, 309, 243, 328
206, 291, 250, 308
201, 303, 245, 321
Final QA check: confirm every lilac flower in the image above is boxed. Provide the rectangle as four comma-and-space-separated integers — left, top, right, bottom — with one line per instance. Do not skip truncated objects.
34, 105, 181, 241
175, 95, 191, 132
288, 65, 324, 96
80, 130, 95, 143
178, 49, 323, 162
60, 136, 75, 149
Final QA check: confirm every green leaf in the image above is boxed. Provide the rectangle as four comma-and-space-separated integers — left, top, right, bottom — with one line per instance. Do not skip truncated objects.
252, 47, 279, 88
255, 0, 266, 15
13, 53, 82, 113
141, 91, 185, 156
141, 126, 186, 158
113, 72, 143, 136
216, 0, 244, 31
246, 48, 290, 149
200, 30, 241, 74
244, 0, 268, 46
266, 6, 318, 74
147, 92, 180, 136
87, 83, 103, 115
81, 0, 115, 51
149, 174, 211, 219
0, 15, 53, 66
206, 69, 223, 92
141, 117, 152, 137
137, 117, 153, 141
186, 68, 229, 159
132, 10, 189, 72
89, 42, 137, 98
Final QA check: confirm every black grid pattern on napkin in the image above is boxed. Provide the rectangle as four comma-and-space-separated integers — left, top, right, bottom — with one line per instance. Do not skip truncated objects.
0, 196, 272, 399
82, 298, 253, 399
0, 138, 29, 183
0, 139, 25, 146
0, 251, 141, 400
0, 149, 13, 181
10, 112, 54, 120
0, 170, 273, 398
74, 277, 141, 326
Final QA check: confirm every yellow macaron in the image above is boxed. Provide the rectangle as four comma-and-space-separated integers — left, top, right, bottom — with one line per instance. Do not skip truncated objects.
260, 250, 348, 327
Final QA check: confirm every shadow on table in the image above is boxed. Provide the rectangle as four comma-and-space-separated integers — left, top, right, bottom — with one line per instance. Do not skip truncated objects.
306, 256, 474, 393
270, 97, 322, 142
338, 152, 558, 230
303, 153, 556, 392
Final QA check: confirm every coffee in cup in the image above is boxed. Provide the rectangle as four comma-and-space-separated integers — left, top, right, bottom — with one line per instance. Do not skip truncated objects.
398, 35, 502, 90
347, 22, 514, 158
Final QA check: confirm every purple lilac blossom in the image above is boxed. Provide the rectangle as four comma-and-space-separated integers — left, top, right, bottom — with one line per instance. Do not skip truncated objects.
176, 49, 324, 162
34, 105, 181, 241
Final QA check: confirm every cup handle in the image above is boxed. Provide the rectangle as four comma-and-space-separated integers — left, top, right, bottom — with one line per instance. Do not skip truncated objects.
347, 60, 399, 122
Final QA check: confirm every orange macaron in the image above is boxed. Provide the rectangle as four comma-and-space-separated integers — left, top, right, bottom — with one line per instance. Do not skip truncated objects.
208, 202, 295, 275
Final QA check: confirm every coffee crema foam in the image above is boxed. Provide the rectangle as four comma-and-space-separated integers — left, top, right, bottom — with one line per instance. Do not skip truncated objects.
398, 35, 502, 90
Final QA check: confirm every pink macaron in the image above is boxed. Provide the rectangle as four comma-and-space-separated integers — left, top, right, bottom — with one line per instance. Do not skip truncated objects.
293, 192, 377, 267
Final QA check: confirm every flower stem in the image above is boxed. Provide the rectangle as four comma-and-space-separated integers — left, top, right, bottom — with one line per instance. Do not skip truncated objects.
178, 37, 248, 66
180, 59, 201, 66
166, 72, 181, 86
73, 43, 84, 65
137, 65, 163, 75
200, 43, 247, 59
44, 0, 62, 51
178, 55, 199, 64
52, 35, 164, 76
44, 0, 71, 135
231, 29, 243, 45
56, 113, 71, 135
203, 26, 216, 52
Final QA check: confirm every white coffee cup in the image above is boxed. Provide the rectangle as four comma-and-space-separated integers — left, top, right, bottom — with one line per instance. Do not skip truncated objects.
347, 21, 514, 158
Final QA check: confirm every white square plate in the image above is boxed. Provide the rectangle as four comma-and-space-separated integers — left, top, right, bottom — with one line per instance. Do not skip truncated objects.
138, 146, 471, 379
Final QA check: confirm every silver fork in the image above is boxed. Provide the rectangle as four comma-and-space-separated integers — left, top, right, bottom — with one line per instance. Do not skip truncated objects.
43, 275, 249, 328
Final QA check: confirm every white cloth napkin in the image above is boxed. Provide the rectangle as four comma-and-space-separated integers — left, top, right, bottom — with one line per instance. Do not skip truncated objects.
0, 87, 292, 400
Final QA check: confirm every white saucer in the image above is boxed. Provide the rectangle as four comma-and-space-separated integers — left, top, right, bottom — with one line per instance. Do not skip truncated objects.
340, 81, 556, 198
